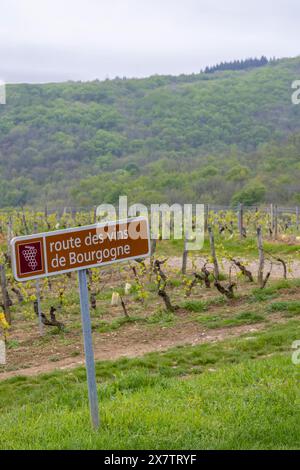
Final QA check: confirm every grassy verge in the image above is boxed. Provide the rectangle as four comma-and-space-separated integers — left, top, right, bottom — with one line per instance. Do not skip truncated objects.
0, 320, 299, 450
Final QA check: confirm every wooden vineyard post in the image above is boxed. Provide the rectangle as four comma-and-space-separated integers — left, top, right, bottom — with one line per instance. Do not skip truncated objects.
274, 205, 278, 240
271, 204, 278, 240
257, 226, 264, 288
150, 239, 157, 257
149, 239, 157, 281
296, 207, 299, 232
238, 203, 244, 239
182, 232, 189, 275
35, 280, 44, 336
6, 217, 13, 266
204, 204, 209, 233
270, 204, 274, 236
21, 208, 29, 235
44, 205, 50, 230
0, 264, 12, 325
208, 225, 220, 280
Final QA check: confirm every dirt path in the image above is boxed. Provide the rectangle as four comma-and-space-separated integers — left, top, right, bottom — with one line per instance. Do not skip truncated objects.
168, 256, 300, 279
0, 317, 269, 381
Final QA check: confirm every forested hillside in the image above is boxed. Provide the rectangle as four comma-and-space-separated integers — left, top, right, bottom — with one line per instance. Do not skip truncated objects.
1, 56, 300, 208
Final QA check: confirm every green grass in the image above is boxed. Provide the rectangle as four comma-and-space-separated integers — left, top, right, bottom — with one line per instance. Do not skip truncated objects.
250, 279, 298, 302
197, 310, 266, 329
6, 339, 20, 349
268, 301, 300, 317
183, 300, 208, 312
145, 309, 175, 325
251, 289, 279, 302
168, 278, 183, 288
0, 320, 299, 449
95, 316, 141, 333
94, 309, 176, 333
182, 296, 226, 312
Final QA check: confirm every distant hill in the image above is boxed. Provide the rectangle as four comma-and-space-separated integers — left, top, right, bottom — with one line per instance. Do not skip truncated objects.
1, 56, 300, 208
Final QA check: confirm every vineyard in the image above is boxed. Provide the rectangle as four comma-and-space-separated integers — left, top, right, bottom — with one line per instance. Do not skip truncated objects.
0, 204, 299, 369
0, 205, 300, 449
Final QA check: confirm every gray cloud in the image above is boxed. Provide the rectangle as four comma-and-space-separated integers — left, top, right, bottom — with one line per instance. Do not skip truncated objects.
1, 0, 299, 83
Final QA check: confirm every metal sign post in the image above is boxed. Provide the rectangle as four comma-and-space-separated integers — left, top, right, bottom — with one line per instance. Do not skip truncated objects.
35, 280, 44, 336
78, 268, 99, 430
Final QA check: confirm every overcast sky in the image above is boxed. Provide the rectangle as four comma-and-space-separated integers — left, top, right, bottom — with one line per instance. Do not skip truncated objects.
1, 0, 299, 83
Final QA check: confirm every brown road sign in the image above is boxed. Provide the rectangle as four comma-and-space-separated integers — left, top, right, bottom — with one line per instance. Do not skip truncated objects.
11, 216, 150, 430
11, 217, 150, 282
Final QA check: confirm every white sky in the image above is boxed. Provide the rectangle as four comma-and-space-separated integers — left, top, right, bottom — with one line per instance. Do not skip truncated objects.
1, 0, 299, 83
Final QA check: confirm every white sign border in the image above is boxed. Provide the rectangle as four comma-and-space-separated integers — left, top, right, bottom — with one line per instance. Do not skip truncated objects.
11, 216, 151, 283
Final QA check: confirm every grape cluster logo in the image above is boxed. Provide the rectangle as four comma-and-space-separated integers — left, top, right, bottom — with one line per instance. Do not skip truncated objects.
16, 240, 45, 277
22, 245, 38, 271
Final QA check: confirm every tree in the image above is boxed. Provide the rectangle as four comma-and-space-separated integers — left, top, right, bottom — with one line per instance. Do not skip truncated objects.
231, 183, 266, 206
